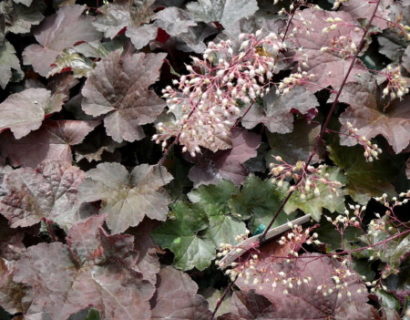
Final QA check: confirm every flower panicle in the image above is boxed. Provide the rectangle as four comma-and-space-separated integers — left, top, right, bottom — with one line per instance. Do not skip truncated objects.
269, 155, 342, 199
153, 31, 286, 156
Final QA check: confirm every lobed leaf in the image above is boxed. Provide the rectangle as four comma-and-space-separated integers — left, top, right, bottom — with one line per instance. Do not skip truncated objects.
81, 50, 166, 143
188, 127, 261, 186
22, 5, 101, 76
0, 88, 64, 139
186, 0, 258, 32
151, 266, 212, 319
79, 162, 173, 233
0, 160, 85, 230
0, 119, 99, 168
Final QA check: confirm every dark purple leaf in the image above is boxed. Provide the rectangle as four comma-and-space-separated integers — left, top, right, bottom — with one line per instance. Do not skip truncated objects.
0, 119, 99, 167
188, 128, 261, 186
242, 86, 319, 133
337, 80, 410, 153
11, 241, 155, 320
233, 253, 377, 320
151, 266, 212, 320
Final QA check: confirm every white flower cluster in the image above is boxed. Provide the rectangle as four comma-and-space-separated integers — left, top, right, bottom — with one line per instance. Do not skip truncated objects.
277, 71, 315, 94
382, 65, 409, 100
345, 121, 382, 162
269, 156, 343, 199
153, 31, 286, 156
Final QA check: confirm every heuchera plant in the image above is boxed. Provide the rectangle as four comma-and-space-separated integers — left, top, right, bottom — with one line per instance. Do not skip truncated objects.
0, 0, 409, 319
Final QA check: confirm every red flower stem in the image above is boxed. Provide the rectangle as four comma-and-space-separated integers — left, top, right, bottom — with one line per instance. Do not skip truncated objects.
211, 276, 238, 320
281, 1, 299, 42
259, 0, 382, 243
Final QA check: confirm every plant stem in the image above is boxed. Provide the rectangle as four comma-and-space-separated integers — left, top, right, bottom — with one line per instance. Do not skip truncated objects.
259, 0, 381, 243
211, 276, 238, 320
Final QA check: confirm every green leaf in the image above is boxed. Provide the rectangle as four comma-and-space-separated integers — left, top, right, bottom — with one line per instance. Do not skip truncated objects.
206, 214, 247, 246
328, 137, 400, 202
0, 40, 22, 89
229, 175, 293, 233
189, 181, 248, 245
266, 120, 320, 166
284, 167, 346, 221
188, 180, 238, 211
152, 201, 215, 271
153, 181, 247, 270
376, 290, 401, 311
316, 217, 364, 251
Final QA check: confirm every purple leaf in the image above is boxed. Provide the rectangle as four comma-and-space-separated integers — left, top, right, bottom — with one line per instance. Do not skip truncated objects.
340, 0, 393, 30
128, 220, 161, 285
242, 86, 319, 133
81, 50, 166, 142
0, 119, 99, 168
151, 266, 212, 320
188, 127, 261, 186
289, 7, 367, 91
403, 46, 410, 73
0, 88, 64, 139
186, 0, 258, 33
66, 214, 107, 264
0, 160, 85, 230
79, 163, 173, 233
337, 79, 410, 153
153, 7, 197, 36
0, 258, 23, 314
217, 291, 276, 320
11, 241, 155, 320
233, 252, 377, 319
93, 0, 158, 50
22, 5, 101, 76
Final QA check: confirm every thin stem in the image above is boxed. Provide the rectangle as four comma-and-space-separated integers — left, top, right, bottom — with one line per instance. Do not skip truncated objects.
259, 0, 381, 243
210, 1, 382, 316
211, 276, 238, 320
281, 2, 299, 42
